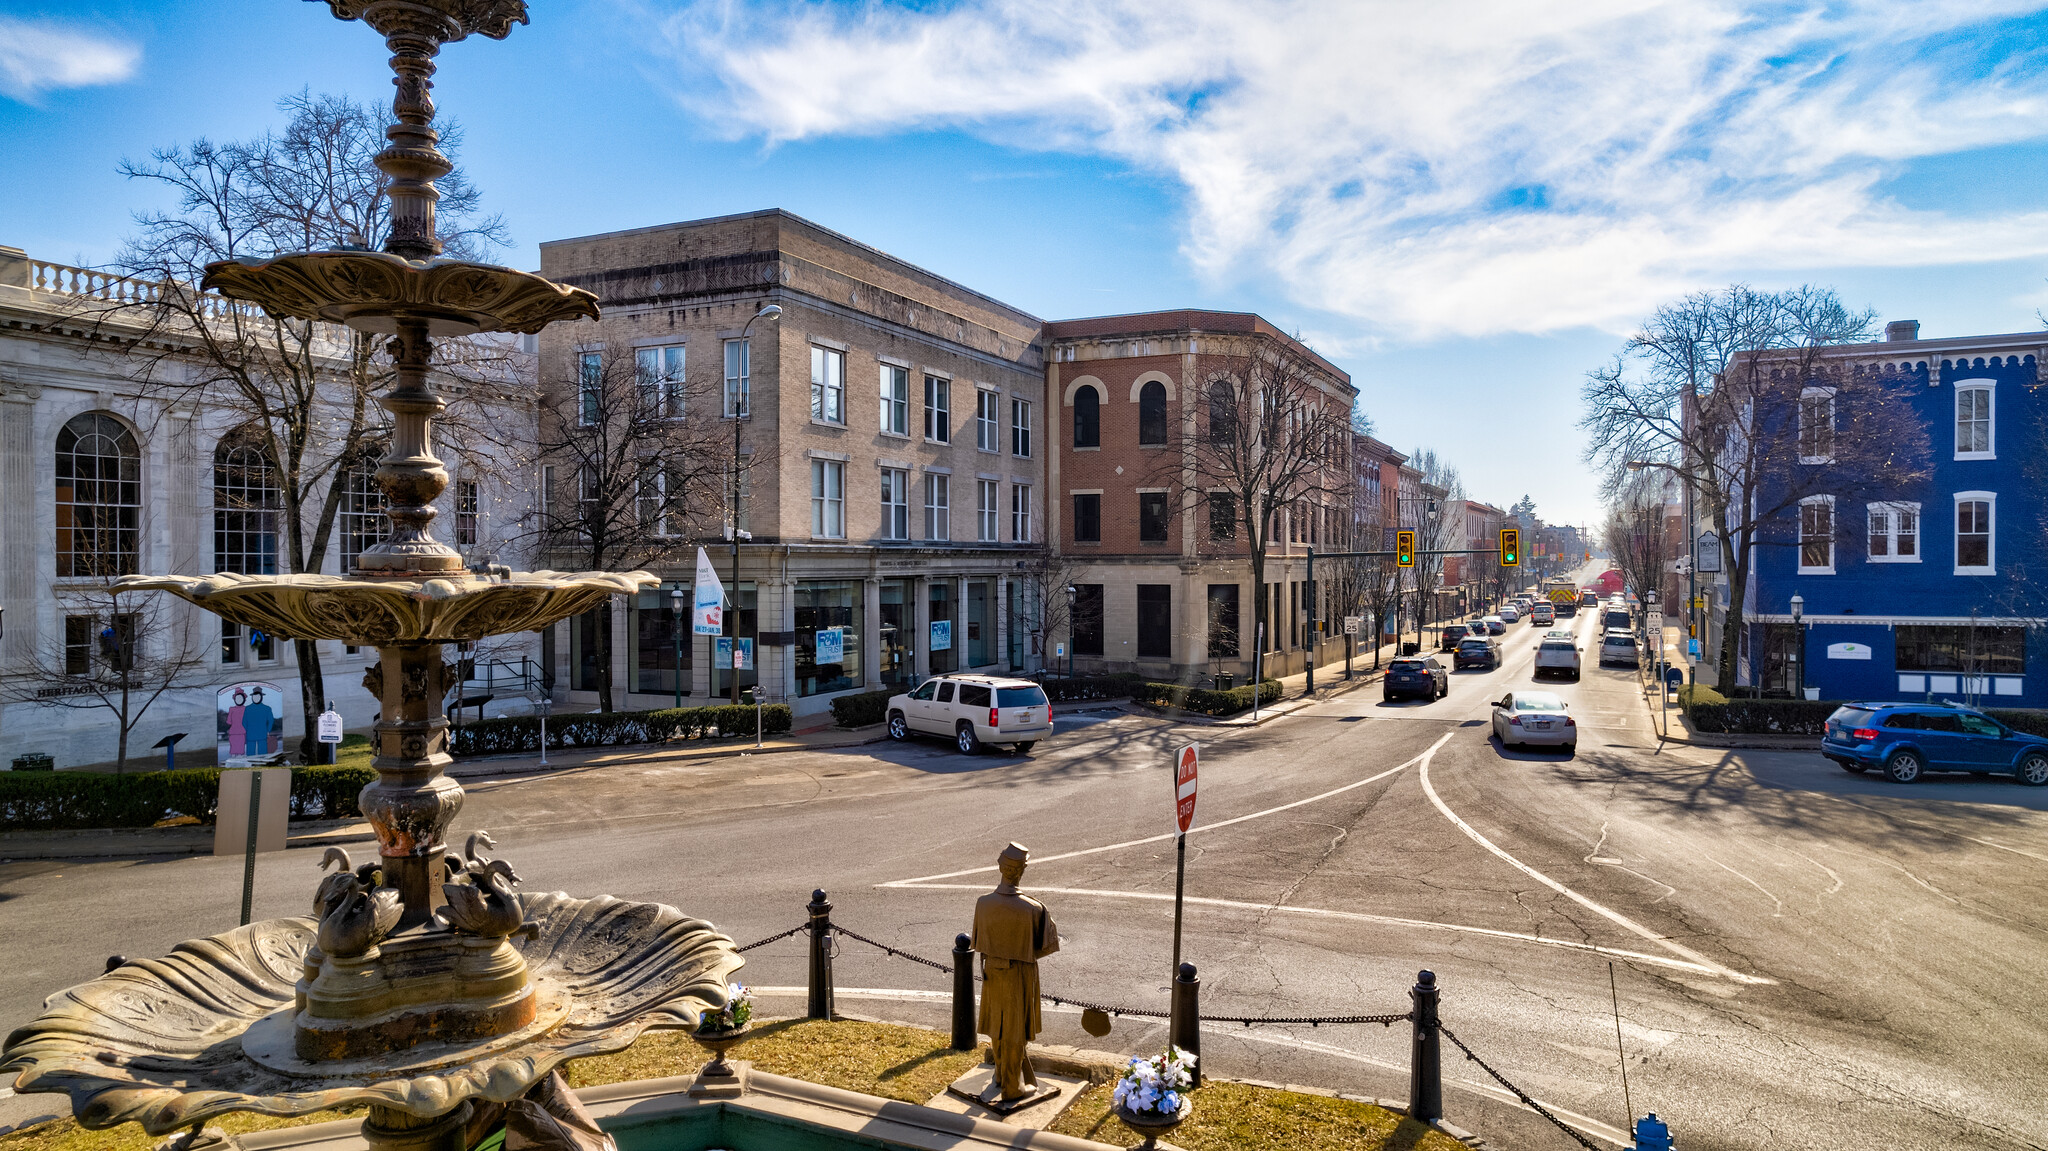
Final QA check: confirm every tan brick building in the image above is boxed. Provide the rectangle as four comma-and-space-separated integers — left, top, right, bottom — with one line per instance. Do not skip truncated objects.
537, 211, 1047, 719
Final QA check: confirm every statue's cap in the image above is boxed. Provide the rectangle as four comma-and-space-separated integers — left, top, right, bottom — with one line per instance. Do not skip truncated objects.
998, 842, 1030, 864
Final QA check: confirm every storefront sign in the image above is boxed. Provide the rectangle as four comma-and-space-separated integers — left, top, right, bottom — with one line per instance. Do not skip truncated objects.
815, 627, 844, 664
1826, 642, 1872, 660
930, 619, 953, 652
692, 547, 725, 635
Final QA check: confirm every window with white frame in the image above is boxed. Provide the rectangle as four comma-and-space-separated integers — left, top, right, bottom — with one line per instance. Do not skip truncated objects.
338, 465, 387, 571
1799, 496, 1834, 573
455, 479, 480, 547
977, 479, 999, 541
1011, 484, 1031, 542
810, 459, 844, 538
723, 338, 750, 418
976, 389, 999, 451
1955, 492, 1994, 572
636, 464, 682, 537
879, 467, 909, 540
578, 465, 600, 535
1955, 383, 1994, 459
924, 376, 950, 442
880, 364, 909, 436
1867, 502, 1918, 562
1011, 397, 1032, 457
811, 346, 845, 424
578, 351, 602, 425
923, 473, 949, 540
636, 344, 684, 418
1798, 388, 1834, 463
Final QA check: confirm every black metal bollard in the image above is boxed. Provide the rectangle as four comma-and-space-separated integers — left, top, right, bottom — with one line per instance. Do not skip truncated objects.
807, 889, 835, 1021
1408, 969, 1442, 1123
1170, 962, 1202, 1087
951, 933, 977, 1051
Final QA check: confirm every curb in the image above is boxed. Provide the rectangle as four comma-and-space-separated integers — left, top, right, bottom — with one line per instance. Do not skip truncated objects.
0, 820, 376, 862
445, 732, 890, 780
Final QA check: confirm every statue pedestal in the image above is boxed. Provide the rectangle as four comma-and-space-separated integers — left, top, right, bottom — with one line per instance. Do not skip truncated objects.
937, 1065, 1075, 1122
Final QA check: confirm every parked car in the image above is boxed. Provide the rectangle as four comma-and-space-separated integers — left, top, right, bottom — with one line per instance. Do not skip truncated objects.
1528, 603, 1555, 626
1597, 630, 1639, 668
1384, 655, 1449, 701
1482, 615, 1506, 635
1439, 623, 1472, 651
887, 674, 1053, 754
1821, 702, 2048, 784
1490, 690, 1576, 753
1499, 604, 1521, 624
1454, 635, 1501, 670
1533, 637, 1581, 680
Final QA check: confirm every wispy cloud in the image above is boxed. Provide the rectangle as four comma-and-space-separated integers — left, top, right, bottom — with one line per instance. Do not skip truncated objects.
0, 16, 140, 104
645, 0, 2048, 339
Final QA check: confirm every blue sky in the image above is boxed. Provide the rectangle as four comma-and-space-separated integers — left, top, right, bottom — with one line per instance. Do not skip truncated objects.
8, 1, 2048, 529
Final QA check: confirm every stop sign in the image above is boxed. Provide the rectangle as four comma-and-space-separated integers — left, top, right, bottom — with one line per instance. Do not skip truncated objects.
1174, 743, 1198, 833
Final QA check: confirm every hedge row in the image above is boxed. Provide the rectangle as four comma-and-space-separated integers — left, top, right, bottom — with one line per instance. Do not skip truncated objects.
1042, 674, 1148, 703
831, 691, 893, 729
1684, 695, 2048, 737
449, 703, 794, 757
1132, 678, 1283, 717
0, 765, 377, 832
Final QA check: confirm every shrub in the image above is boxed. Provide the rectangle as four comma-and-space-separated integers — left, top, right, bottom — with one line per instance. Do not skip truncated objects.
1685, 698, 1841, 735
1989, 708, 2048, 738
0, 765, 374, 832
831, 690, 894, 729
447, 703, 794, 757
1042, 674, 1147, 703
1131, 678, 1282, 717
1676, 684, 1728, 710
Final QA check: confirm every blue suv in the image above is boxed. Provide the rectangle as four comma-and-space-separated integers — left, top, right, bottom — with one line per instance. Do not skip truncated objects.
1821, 702, 2048, 785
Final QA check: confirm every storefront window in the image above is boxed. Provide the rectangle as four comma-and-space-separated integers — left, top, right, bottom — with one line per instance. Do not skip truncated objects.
715, 582, 758, 697
796, 581, 862, 696
967, 580, 991, 667
1008, 578, 1037, 671
880, 580, 913, 689
571, 606, 607, 692
929, 581, 957, 674
631, 587, 691, 696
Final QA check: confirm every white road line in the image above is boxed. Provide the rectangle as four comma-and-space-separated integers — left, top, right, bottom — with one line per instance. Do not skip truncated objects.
880, 733, 1455, 887
746, 985, 1630, 1148
1417, 754, 1773, 985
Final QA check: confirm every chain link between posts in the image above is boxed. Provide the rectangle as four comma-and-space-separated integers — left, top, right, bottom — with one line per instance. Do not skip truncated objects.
1440, 1024, 1603, 1151
732, 924, 808, 953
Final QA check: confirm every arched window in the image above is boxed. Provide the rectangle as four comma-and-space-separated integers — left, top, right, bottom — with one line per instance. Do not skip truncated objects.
1138, 380, 1167, 446
215, 435, 281, 575
55, 413, 140, 577
1073, 386, 1100, 448
1207, 380, 1236, 445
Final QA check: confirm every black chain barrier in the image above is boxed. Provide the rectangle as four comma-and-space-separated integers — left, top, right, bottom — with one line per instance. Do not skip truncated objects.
1439, 1024, 1602, 1151
732, 924, 808, 953
831, 926, 956, 973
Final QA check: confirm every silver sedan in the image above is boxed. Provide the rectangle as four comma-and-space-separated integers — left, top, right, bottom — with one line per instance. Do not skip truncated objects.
1490, 690, 1577, 753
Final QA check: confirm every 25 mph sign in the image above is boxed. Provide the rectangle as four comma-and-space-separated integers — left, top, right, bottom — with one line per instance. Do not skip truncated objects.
1173, 743, 1199, 833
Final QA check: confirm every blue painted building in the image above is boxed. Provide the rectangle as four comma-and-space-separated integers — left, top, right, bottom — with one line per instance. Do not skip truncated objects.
1734, 322, 2045, 708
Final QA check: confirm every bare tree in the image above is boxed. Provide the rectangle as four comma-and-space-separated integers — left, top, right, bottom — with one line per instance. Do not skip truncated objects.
1010, 550, 1103, 675
1602, 482, 1670, 616
1406, 449, 1464, 626
528, 347, 733, 711
1580, 285, 1932, 686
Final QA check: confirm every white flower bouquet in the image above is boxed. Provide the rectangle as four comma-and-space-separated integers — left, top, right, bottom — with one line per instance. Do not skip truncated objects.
697, 981, 753, 1033
1111, 1045, 1197, 1117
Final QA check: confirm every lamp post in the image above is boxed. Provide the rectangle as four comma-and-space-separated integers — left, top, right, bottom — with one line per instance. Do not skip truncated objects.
728, 302, 781, 704
669, 585, 685, 709
1065, 584, 1077, 679
1790, 593, 1804, 699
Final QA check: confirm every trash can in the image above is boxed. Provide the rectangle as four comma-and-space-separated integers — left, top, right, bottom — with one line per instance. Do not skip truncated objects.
1212, 674, 1236, 691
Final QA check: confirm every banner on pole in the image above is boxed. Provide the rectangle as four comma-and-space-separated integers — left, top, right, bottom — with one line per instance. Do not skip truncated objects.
1173, 743, 1199, 833
692, 547, 726, 635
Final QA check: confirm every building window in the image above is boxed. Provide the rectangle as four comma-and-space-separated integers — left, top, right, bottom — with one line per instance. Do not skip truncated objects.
1072, 584, 1104, 655
810, 345, 845, 424
977, 479, 999, 541
810, 459, 844, 538
64, 615, 93, 675
635, 344, 685, 418
1207, 584, 1240, 659
636, 465, 684, 537
453, 478, 480, 547
339, 465, 387, 571
795, 580, 863, 697
1209, 492, 1236, 540
1139, 491, 1170, 543
1011, 397, 1032, 457
1955, 492, 1994, 573
1207, 380, 1236, 444
1072, 493, 1101, 543
1797, 388, 1834, 463
570, 605, 606, 692
1896, 624, 2025, 675
879, 468, 909, 540
578, 351, 602, 425
723, 338, 751, 418
923, 473, 950, 541
880, 364, 909, 435
631, 587, 691, 695
924, 375, 950, 442
976, 388, 1000, 451
221, 618, 274, 664
1955, 384, 1994, 458
577, 465, 600, 536
1798, 496, 1833, 574
54, 413, 140, 578
215, 439, 281, 576
1137, 585, 1172, 658
1011, 484, 1032, 542
1867, 502, 1918, 563
1139, 380, 1168, 446
1073, 386, 1100, 448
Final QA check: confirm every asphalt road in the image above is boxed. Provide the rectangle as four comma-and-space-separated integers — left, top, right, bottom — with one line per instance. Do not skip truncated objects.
5, 605, 2047, 1150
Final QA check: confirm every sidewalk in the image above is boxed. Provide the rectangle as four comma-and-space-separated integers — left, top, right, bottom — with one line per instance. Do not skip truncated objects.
444, 718, 888, 780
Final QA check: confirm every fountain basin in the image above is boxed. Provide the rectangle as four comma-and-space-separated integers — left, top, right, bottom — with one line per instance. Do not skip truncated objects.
202, 250, 598, 337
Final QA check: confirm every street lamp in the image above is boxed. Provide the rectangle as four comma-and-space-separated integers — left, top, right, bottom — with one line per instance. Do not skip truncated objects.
727, 302, 781, 704
1789, 593, 1804, 699
669, 585, 685, 710
1065, 585, 1078, 680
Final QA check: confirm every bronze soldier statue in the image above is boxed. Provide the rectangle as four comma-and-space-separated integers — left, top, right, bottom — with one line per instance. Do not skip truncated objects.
972, 842, 1061, 1101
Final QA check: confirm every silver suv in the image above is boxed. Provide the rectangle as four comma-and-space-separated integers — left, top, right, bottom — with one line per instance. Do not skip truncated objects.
887, 674, 1053, 754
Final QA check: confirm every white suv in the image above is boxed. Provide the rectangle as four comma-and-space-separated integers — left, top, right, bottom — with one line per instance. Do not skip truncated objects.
887, 674, 1053, 754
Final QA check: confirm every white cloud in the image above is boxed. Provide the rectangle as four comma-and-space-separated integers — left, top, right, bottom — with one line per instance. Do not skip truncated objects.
0, 16, 140, 104
647, 0, 2048, 339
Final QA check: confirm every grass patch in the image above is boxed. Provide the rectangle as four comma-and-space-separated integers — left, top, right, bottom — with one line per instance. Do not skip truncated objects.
0, 1106, 367, 1151
561, 1018, 983, 1106
333, 733, 374, 772
1048, 1079, 1467, 1151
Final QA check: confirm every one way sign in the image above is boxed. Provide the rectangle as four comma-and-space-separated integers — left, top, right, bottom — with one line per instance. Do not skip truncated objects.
1174, 743, 1198, 833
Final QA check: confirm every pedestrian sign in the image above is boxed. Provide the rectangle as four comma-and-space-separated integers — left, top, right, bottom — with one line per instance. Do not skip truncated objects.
1173, 743, 1198, 833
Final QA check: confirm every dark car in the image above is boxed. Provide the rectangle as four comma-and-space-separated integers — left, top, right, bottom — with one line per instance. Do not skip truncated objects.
1439, 624, 1471, 651
1384, 656, 1448, 702
1821, 702, 2048, 785
1454, 635, 1500, 670
1555, 599, 1579, 618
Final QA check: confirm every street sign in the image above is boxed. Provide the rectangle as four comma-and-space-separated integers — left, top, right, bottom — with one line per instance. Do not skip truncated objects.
1343, 615, 1362, 636
316, 710, 343, 744
1647, 609, 1663, 634
1173, 743, 1198, 833
1055, 641, 1066, 658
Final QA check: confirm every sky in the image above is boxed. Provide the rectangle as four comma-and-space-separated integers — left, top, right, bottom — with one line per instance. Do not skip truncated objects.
8, 1, 2048, 530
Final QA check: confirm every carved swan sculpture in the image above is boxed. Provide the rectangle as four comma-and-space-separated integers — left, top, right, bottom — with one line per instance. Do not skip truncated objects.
314, 847, 402, 959
438, 857, 527, 938
443, 830, 499, 883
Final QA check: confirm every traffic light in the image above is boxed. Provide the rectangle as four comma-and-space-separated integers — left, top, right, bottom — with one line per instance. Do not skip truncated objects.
1499, 528, 1520, 567
1396, 531, 1415, 567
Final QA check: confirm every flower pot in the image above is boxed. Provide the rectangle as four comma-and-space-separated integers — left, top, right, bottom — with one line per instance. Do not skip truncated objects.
691, 1021, 751, 1078
1114, 1099, 1191, 1149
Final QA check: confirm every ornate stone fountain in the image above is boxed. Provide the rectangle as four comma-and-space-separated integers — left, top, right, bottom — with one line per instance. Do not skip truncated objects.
1, 4, 742, 1149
